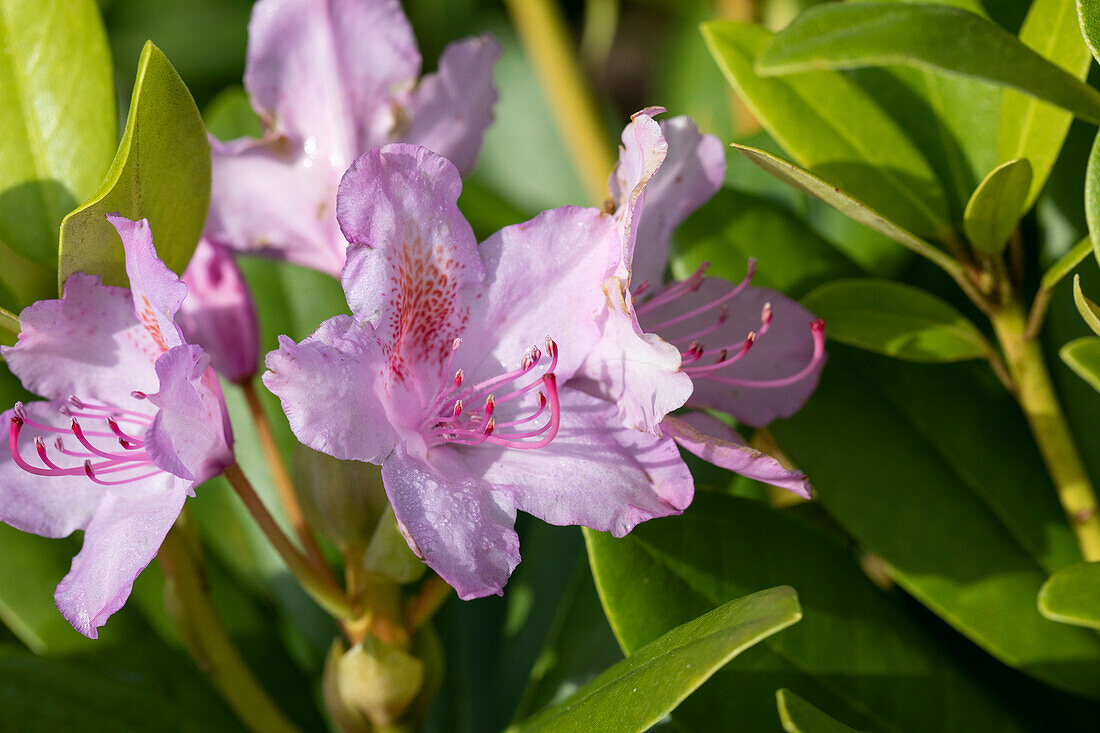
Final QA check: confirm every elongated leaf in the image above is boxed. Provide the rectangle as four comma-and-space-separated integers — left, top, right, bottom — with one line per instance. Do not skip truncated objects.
1074, 275, 1100, 336
584, 493, 1029, 730
1061, 336, 1100, 392
1086, 130, 1100, 264
770, 346, 1100, 698
963, 158, 1032, 256
803, 279, 990, 361
513, 587, 802, 733
58, 42, 209, 289
757, 3, 1100, 123
0, 0, 114, 304
701, 21, 952, 243
1079, 0, 1100, 63
1041, 237, 1092, 291
776, 689, 863, 733
1039, 561, 1100, 629
998, 0, 1092, 208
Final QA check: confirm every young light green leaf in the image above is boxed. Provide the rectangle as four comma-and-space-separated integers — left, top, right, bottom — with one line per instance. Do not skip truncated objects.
0, 0, 115, 270
757, 3, 1100, 123
512, 587, 802, 733
1039, 561, 1100, 629
963, 158, 1032, 256
776, 689, 863, 733
998, 0, 1092, 209
1042, 237, 1092, 291
803, 279, 991, 362
1074, 274, 1100, 336
58, 42, 210, 290
701, 21, 952, 242
1079, 0, 1100, 63
1060, 336, 1100, 393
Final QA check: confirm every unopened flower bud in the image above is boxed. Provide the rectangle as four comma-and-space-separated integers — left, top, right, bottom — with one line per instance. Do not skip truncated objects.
294, 445, 390, 549
179, 238, 259, 383
323, 637, 424, 729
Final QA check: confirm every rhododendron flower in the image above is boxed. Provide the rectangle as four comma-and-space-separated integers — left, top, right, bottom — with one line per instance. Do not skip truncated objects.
573, 109, 824, 498
207, 0, 501, 276
180, 237, 260, 383
265, 145, 693, 598
0, 216, 234, 638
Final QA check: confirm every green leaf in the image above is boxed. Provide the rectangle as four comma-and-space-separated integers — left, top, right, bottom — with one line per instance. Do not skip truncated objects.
1074, 274, 1100, 336
776, 689, 863, 733
1039, 561, 1100, 629
1086, 129, 1100, 264
803, 279, 991, 362
770, 346, 1100, 699
584, 493, 1029, 730
730, 145, 960, 276
1060, 336, 1100, 392
1079, 0, 1100, 63
58, 42, 210, 289
701, 21, 952, 243
0, 0, 114, 302
963, 158, 1032, 256
1041, 236, 1092, 291
204, 85, 262, 141
757, 3, 1100, 124
512, 587, 802, 733
997, 0, 1092, 209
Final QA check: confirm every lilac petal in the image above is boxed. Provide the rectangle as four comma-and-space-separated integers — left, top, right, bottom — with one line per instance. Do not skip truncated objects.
245, 0, 420, 163
106, 215, 186, 352
179, 238, 261, 383
401, 34, 501, 175
382, 444, 519, 599
641, 278, 824, 427
54, 472, 190, 638
145, 345, 234, 486
0, 402, 105, 539
628, 117, 726, 287
607, 110, 666, 278
337, 145, 483, 388
207, 137, 346, 276
662, 413, 811, 498
264, 315, 399, 463
2, 273, 160, 407
465, 206, 615, 383
463, 389, 693, 538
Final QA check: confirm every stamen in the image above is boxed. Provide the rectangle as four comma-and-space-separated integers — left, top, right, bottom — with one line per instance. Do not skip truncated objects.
643, 260, 756, 332
131, 391, 148, 400
670, 305, 730, 345
635, 261, 714, 316
684, 333, 756, 377
702, 320, 825, 388
71, 419, 134, 460
107, 417, 145, 447
485, 375, 561, 449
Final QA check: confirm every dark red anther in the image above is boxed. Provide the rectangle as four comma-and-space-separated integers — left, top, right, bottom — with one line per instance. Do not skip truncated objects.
131, 391, 147, 400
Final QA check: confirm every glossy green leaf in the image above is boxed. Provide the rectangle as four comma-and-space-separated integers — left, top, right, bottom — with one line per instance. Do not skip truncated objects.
963, 158, 1032, 256
58, 42, 210, 289
1060, 336, 1100, 392
1079, 0, 1100, 63
731, 145, 960, 275
770, 346, 1100, 698
0, 0, 114, 303
803, 279, 990, 361
1074, 275, 1100, 336
1086, 130, 1100, 264
513, 586, 802, 733
757, 3, 1100, 123
998, 0, 1092, 208
1039, 561, 1100, 629
585, 493, 1029, 730
701, 21, 952, 243
776, 689, 863, 733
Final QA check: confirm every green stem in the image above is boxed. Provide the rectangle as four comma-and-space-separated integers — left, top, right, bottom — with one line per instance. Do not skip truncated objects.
224, 464, 357, 620
990, 298, 1100, 561
503, 0, 614, 203
158, 525, 302, 733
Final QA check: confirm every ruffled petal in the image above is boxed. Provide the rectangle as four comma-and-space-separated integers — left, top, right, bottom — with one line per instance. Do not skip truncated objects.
107, 215, 187, 352
145, 345, 234, 485
207, 137, 346, 276
628, 117, 726, 287
337, 145, 483, 392
640, 279, 824, 428
3, 273, 159, 407
463, 389, 693, 538
382, 444, 519, 599
264, 314, 400, 463
54, 472, 189, 638
662, 413, 811, 498
400, 34, 501, 175
607, 109, 667, 280
244, 0, 420, 163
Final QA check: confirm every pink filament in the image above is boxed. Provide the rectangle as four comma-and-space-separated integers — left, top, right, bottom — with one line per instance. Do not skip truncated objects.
703, 320, 826, 389
642, 260, 756, 332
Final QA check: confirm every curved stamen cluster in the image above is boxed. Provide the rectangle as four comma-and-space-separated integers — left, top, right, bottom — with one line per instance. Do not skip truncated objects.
9, 396, 161, 486
634, 259, 826, 388
423, 336, 562, 450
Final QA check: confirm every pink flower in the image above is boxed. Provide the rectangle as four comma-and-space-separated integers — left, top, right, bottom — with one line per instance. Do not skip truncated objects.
265, 146, 693, 599
0, 216, 234, 637
206, 0, 501, 276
